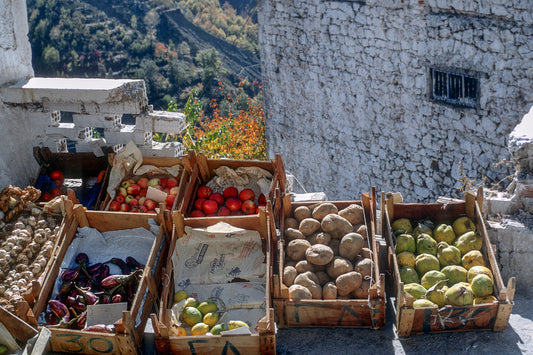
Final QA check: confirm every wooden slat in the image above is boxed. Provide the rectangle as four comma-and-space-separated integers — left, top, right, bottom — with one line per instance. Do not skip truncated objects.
168, 334, 264, 354
494, 302, 514, 332
197, 153, 210, 182
85, 210, 151, 231
73, 204, 89, 228
0, 306, 38, 344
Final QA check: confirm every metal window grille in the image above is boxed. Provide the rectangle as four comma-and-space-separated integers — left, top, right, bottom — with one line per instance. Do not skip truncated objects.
431, 68, 478, 109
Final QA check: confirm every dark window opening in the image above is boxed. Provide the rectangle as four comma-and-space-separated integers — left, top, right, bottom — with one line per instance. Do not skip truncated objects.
430, 68, 478, 109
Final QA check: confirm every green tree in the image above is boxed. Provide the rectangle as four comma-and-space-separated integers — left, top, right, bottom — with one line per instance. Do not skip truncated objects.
42, 45, 60, 70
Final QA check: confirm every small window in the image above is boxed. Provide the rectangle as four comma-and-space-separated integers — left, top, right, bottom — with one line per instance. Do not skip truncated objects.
430, 68, 479, 109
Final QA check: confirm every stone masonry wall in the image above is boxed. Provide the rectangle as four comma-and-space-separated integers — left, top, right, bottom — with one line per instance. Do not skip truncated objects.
258, 0, 533, 202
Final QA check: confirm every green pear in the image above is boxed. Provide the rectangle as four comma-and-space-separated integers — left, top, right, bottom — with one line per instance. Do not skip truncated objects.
437, 242, 462, 267
433, 224, 456, 244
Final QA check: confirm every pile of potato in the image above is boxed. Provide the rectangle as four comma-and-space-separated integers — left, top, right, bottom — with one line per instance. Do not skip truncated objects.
282, 202, 373, 300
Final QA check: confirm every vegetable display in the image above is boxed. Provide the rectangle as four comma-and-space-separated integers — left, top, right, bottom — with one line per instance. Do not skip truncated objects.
44, 253, 144, 330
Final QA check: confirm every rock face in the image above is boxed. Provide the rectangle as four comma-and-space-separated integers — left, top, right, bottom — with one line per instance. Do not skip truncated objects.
258, 0, 533, 201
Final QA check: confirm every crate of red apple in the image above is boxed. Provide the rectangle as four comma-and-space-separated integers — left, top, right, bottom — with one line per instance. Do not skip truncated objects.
108, 175, 180, 213
190, 185, 267, 217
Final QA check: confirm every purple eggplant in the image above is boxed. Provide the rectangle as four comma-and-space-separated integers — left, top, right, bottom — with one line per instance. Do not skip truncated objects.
48, 300, 70, 321
101, 293, 112, 304
106, 258, 130, 274
76, 253, 89, 266
59, 281, 74, 296
87, 263, 103, 275
61, 268, 79, 282
101, 269, 142, 289
100, 264, 110, 280
75, 285, 98, 305
66, 296, 86, 311
112, 294, 123, 303
76, 311, 87, 330
83, 324, 113, 333
126, 256, 144, 271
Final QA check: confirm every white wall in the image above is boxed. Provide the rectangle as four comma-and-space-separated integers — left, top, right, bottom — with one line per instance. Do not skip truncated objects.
258, 0, 533, 201
0, 0, 39, 187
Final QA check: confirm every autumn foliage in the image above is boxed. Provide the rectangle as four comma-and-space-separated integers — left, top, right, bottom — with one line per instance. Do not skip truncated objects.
179, 82, 266, 160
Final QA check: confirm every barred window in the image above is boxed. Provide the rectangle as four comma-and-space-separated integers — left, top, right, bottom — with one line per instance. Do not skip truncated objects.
430, 68, 479, 109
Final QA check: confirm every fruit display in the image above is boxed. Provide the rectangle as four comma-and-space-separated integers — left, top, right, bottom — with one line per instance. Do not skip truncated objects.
0, 186, 62, 312
189, 185, 266, 217
170, 290, 249, 336
108, 175, 180, 213
391, 216, 497, 307
282, 202, 373, 300
43, 252, 144, 330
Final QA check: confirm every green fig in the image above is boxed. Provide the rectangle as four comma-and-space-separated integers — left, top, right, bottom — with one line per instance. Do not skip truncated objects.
437, 242, 462, 267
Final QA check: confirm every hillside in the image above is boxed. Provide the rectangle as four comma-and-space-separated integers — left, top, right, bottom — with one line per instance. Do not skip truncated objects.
26, 0, 260, 110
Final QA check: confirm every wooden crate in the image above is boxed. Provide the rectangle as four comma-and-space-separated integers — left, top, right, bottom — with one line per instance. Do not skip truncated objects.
382, 188, 516, 336
31, 205, 172, 354
151, 206, 277, 355
33, 147, 111, 209
0, 305, 38, 351
272, 191, 386, 329
178, 153, 285, 227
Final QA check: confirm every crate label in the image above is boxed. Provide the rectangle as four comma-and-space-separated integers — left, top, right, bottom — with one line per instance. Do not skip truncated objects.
420, 306, 496, 332
187, 339, 242, 355
52, 333, 115, 353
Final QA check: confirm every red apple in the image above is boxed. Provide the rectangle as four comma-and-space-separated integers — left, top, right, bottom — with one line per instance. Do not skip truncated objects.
50, 170, 65, 188
160, 178, 168, 188
129, 198, 139, 207
163, 187, 170, 195
125, 195, 135, 204
139, 205, 148, 213
165, 194, 176, 207
144, 199, 156, 211
127, 184, 141, 196
217, 206, 231, 216
120, 203, 130, 212
116, 195, 125, 204
194, 198, 206, 210
225, 197, 242, 212
230, 210, 244, 216
167, 177, 179, 188
197, 186, 212, 199
140, 188, 147, 197
121, 178, 136, 189
258, 193, 267, 205
241, 200, 256, 215
209, 192, 225, 206
51, 188, 64, 198
130, 206, 139, 212
190, 209, 205, 217
223, 186, 238, 199
137, 177, 149, 189
169, 186, 179, 195
41, 192, 52, 202
118, 187, 128, 197
109, 201, 120, 211
239, 188, 255, 202
202, 199, 218, 214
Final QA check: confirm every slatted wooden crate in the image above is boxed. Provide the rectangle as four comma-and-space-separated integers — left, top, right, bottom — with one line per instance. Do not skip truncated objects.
31, 205, 171, 354
33, 146, 111, 209
177, 153, 285, 227
272, 191, 386, 329
151, 206, 277, 355
382, 188, 516, 336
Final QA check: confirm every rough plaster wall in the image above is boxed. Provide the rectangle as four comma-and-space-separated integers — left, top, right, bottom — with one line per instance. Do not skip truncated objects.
0, 0, 39, 187
258, 0, 533, 201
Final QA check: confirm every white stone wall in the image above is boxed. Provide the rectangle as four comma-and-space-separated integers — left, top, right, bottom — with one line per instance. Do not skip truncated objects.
0, 0, 38, 187
258, 0, 533, 201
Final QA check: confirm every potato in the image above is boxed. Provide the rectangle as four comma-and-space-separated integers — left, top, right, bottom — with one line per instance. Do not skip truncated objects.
286, 239, 311, 261
352, 279, 370, 299
308, 232, 331, 245
312, 203, 338, 221
285, 228, 305, 242
299, 218, 321, 236
360, 247, 372, 259
356, 224, 368, 239
323, 282, 337, 300
321, 214, 353, 239
339, 233, 365, 260
338, 204, 364, 225
285, 217, 299, 229
354, 258, 372, 278
288, 284, 312, 300
326, 256, 353, 279
283, 266, 297, 286
315, 271, 331, 286
336, 271, 363, 297
294, 271, 322, 299
293, 206, 312, 222
295, 260, 315, 273
329, 238, 340, 256
305, 244, 334, 266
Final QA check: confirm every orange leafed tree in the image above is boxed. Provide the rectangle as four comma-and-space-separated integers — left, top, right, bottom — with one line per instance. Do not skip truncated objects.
180, 82, 266, 160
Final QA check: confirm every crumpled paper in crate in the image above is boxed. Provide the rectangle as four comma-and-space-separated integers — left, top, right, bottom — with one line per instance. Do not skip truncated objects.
207, 166, 272, 199
106, 141, 182, 203
172, 222, 265, 285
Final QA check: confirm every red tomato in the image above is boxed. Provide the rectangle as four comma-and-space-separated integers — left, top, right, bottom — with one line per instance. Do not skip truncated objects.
49, 170, 65, 187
